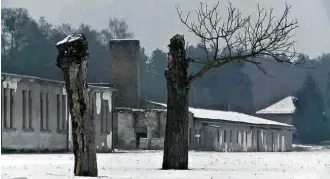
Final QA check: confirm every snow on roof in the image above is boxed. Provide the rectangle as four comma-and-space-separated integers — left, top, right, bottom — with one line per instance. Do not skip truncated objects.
109, 39, 140, 41
56, 34, 82, 45
1, 73, 116, 91
146, 101, 293, 128
256, 96, 296, 114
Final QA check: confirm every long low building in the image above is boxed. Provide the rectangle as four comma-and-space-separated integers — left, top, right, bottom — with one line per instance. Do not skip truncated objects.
145, 101, 294, 152
1, 73, 115, 152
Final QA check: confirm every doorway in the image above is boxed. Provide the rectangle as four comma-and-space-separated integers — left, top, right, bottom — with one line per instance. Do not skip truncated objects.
136, 132, 147, 149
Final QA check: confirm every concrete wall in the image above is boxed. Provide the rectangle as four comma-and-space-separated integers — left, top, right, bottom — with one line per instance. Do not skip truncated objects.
1, 74, 68, 152
200, 120, 293, 152
113, 108, 195, 150
1, 73, 115, 153
257, 113, 293, 125
109, 39, 140, 108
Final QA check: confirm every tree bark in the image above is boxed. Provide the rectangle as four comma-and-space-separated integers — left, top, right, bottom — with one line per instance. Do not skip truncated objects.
162, 34, 190, 170
56, 34, 98, 176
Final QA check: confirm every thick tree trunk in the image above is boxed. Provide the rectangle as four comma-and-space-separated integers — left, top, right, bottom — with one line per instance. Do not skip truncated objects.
162, 34, 190, 170
56, 34, 98, 176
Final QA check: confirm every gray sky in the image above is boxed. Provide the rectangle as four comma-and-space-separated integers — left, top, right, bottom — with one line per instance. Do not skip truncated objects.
2, 0, 330, 57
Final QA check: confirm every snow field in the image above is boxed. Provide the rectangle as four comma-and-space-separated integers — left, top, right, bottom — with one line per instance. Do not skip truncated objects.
1, 151, 329, 179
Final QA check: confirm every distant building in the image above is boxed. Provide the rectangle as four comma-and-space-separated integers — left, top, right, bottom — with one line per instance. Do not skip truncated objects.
1, 73, 115, 153
145, 101, 294, 152
256, 96, 296, 125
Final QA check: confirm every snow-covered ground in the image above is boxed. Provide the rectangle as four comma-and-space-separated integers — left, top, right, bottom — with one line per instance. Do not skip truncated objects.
1, 151, 330, 179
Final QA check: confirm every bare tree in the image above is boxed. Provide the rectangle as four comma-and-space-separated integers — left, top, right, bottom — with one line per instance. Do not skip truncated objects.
162, 1, 298, 170
99, 17, 134, 45
56, 34, 98, 176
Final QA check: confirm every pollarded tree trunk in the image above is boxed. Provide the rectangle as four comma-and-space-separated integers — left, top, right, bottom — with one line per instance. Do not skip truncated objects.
56, 34, 98, 176
162, 34, 190, 170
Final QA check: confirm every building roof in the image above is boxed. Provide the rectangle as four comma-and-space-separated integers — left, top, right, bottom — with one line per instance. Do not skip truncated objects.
1, 73, 116, 91
256, 96, 296, 114
146, 101, 293, 128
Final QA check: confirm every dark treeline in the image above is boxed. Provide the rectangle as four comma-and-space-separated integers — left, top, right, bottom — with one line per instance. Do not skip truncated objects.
2, 7, 330, 144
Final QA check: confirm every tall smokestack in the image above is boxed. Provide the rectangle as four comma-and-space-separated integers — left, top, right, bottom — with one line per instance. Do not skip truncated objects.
109, 39, 140, 108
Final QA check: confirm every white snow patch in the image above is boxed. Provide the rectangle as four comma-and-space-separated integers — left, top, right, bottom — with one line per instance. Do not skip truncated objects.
224, 142, 228, 152
238, 131, 241, 144
56, 34, 82, 45
110, 38, 140, 41
292, 144, 329, 151
107, 132, 112, 149
219, 131, 223, 144
147, 101, 293, 127
62, 87, 67, 95
3, 79, 19, 92
256, 96, 296, 114
96, 92, 101, 114
68, 113, 73, 151
102, 91, 112, 112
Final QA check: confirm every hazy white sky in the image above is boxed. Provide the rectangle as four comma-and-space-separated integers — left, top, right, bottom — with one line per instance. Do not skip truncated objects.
2, 0, 330, 57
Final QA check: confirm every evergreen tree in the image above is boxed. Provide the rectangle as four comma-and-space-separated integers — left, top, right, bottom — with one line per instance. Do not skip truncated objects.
293, 74, 329, 144
139, 47, 150, 100
144, 49, 167, 102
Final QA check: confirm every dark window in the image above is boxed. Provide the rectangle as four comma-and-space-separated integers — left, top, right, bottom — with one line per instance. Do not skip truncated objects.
22, 90, 27, 129
241, 131, 244, 144
224, 130, 227, 143
237, 131, 239, 143
40, 92, 44, 131
3, 88, 7, 128
91, 96, 94, 121
46, 93, 49, 130
189, 128, 192, 142
217, 129, 220, 142
101, 100, 104, 133
62, 95, 66, 131
245, 131, 248, 144
105, 100, 108, 133
9, 89, 14, 128
101, 99, 109, 133
272, 132, 274, 150
57, 94, 60, 132
28, 91, 32, 129
230, 130, 232, 143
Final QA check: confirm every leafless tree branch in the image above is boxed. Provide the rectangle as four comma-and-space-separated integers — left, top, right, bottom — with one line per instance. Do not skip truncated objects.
176, 1, 299, 82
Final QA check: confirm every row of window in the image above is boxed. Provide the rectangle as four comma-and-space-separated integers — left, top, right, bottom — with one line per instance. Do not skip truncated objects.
217, 129, 248, 144
2, 89, 66, 132
90, 97, 111, 134
2, 88, 14, 129
2, 88, 111, 134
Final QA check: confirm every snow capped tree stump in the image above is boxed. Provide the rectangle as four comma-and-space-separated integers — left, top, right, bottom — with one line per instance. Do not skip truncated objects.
56, 34, 98, 177
162, 34, 190, 170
